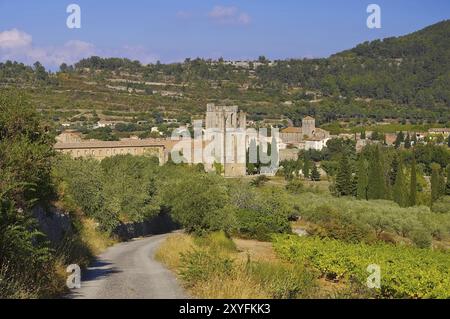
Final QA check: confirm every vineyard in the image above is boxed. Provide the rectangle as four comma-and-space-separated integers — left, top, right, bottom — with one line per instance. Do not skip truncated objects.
273, 235, 450, 299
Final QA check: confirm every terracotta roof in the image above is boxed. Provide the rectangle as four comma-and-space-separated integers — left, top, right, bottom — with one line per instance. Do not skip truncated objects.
55, 139, 168, 150
281, 127, 302, 134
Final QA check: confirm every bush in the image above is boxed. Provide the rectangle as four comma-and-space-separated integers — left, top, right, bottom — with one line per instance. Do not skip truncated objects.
232, 186, 293, 241
236, 209, 291, 241
432, 196, 450, 214
292, 193, 450, 246
285, 179, 305, 194
0, 198, 64, 298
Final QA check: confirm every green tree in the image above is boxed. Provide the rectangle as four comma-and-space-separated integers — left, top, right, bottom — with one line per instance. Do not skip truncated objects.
404, 133, 411, 149
302, 153, 311, 179
394, 131, 405, 148
367, 146, 386, 200
310, 164, 321, 181
356, 157, 368, 200
446, 164, 450, 196
409, 152, 418, 207
430, 163, 441, 206
393, 157, 408, 207
335, 153, 353, 196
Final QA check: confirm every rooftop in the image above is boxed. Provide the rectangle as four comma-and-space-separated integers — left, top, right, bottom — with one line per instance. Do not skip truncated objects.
281, 127, 302, 134
55, 139, 169, 150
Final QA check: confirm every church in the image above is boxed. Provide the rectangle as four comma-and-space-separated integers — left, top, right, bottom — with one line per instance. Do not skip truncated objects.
280, 117, 330, 151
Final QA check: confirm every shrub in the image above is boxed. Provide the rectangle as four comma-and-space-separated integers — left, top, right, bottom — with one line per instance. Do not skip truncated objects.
292, 193, 450, 246
285, 179, 305, 194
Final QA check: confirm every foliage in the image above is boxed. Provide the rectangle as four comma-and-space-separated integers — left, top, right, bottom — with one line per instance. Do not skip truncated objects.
273, 235, 450, 299
292, 193, 450, 246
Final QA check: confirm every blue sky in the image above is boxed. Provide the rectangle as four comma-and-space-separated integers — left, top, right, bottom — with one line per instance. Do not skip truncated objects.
0, 0, 449, 69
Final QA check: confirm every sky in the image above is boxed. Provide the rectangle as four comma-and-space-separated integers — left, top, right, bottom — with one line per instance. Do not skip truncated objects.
0, 0, 449, 69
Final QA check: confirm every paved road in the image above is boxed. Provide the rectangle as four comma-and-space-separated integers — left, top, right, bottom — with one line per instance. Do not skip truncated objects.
69, 234, 187, 299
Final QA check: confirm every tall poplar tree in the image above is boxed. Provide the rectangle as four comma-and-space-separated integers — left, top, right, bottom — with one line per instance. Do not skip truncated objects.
446, 164, 450, 196
303, 153, 311, 179
393, 157, 407, 207
367, 146, 386, 199
409, 152, 417, 206
430, 163, 441, 206
335, 152, 353, 196
356, 156, 368, 200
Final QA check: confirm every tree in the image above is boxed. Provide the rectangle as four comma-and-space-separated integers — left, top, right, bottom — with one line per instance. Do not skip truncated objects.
367, 146, 386, 200
356, 157, 368, 200
360, 130, 366, 140
393, 157, 408, 207
409, 152, 418, 206
302, 153, 311, 179
430, 163, 441, 206
335, 153, 353, 196
310, 164, 321, 182
394, 131, 405, 148
33, 61, 48, 82
404, 133, 411, 149
446, 164, 450, 196
165, 173, 234, 235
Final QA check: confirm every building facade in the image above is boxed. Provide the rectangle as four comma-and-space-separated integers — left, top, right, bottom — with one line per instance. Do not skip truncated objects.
279, 116, 330, 150
205, 103, 247, 177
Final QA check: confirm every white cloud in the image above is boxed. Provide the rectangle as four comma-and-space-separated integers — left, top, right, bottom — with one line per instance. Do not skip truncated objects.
0, 29, 158, 69
208, 6, 251, 25
0, 29, 32, 49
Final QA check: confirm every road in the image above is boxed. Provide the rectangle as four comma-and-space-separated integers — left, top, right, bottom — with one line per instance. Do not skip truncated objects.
69, 233, 187, 299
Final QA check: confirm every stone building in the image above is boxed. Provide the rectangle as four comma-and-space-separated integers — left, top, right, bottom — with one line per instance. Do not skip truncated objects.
205, 103, 247, 177
280, 116, 330, 149
54, 139, 171, 164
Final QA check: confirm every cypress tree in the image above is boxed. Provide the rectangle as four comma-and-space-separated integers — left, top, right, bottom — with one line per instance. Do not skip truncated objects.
393, 157, 407, 207
367, 146, 386, 199
303, 153, 311, 179
311, 164, 321, 181
446, 164, 450, 196
394, 131, 405, 148
356, 156, 368, 200
430, 163, 441, 206
335, 152, 353, 196
411, 133, 417, 145
389, 154, 399, 186
404, 133, 411, 149
409, 152, 417, 206
439, 170, 446, 198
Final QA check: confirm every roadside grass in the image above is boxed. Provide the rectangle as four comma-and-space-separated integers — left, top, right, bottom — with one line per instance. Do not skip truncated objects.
156, 232, 317, 299
78, 218, 117, 255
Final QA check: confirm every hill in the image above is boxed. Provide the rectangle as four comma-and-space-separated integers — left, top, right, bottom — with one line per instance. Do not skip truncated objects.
0, 20, 449, 129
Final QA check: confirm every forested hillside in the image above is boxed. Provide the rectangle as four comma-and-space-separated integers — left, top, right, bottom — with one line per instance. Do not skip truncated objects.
0, 20, 449, 128
257, 20, 450, 108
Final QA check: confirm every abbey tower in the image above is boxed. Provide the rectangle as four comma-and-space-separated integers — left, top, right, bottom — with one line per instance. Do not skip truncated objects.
205, 103, 247, 177
302, 116, 316, 138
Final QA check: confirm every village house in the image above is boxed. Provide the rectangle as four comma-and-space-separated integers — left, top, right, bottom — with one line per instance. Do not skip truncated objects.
280, 116, 331, 151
